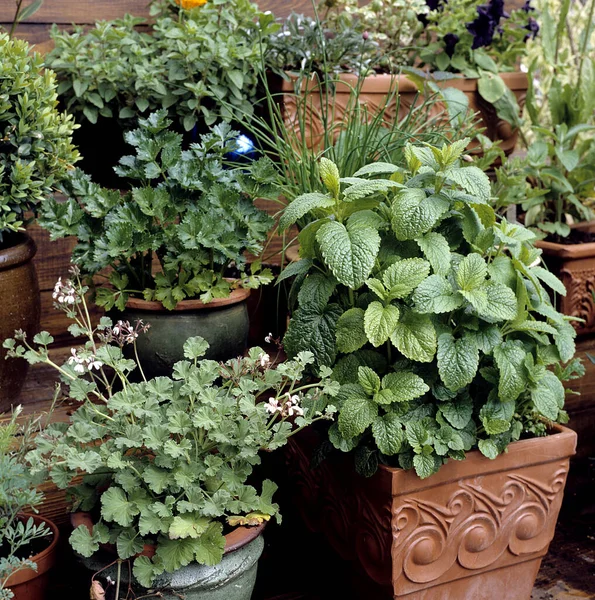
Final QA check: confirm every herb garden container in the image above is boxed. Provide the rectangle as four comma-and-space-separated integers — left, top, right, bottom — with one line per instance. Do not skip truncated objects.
437, 72, 529, 157
5, 514, 60, 600
112, 288, 251, 377
0, 234, 40, 411
285, 424, 576, 600
276, 72, 429, 151
536, 222, 595, 336
72, 512, 265, 600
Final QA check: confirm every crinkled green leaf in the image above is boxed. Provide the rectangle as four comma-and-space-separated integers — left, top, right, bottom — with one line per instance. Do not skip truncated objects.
416, 232, 451, 276
390, 310, 437, 363
382, 258, 430, 299
336, 307, 367, 353
372, 413, 405, 455
437, 333, 479, 391
493, 341, 527, 402
413, 275, 464, 314
364, 301, 400, 347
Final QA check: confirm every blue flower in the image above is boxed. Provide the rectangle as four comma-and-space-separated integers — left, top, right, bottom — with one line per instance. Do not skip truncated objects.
524, 16, 539, 40
466, 0, 509, 49
443, 33, 459, 57
522, 0, 535, 12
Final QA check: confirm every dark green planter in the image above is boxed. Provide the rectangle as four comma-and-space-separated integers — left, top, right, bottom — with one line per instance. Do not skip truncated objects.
112, 288, 251, 377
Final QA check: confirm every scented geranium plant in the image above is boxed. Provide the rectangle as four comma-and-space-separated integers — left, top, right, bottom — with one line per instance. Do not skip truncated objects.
0, 34, 79, 246
280, 142, 582, 479
39, 110, 275, 310
5, 269, 337, 588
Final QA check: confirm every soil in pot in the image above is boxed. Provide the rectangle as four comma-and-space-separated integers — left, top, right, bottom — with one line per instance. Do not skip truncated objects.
0, 232, 40, 411
4, 514, 60, 600
111, 287, 251, 378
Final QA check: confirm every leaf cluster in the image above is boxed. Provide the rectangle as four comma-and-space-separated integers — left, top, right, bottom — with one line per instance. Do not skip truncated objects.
45, 1, 278, 132
22, 330, 337, 588
0, 34, 79, 244
39, 111, 275, 310
281, 143, 582, 479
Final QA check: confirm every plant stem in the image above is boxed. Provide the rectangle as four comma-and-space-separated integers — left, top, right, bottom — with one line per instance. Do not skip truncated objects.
9, 0, 24, 38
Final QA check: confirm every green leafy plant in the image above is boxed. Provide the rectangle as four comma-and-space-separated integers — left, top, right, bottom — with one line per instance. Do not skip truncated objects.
0, 407, 53, 600
0, 34, 79, 246
280, 143, 582, 479
45, 0, 278, 131
6, 271, 337, 589
39, 110, 275, 310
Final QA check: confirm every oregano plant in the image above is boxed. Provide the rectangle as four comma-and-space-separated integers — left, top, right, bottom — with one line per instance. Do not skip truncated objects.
280, 142, 583, 479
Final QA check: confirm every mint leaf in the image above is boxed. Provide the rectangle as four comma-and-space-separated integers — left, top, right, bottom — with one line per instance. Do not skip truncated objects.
493, 341, 527, 401
413, 453, 438, 479
467, 324, 502, 353
437, 333, 479, 391
366, 278, 387, 300
456, 253, 487, 291
553, 321, 576, 363
358, 366, 381, 396
364, 301, 400, 347
531, 266, 566, 296
338, 396, 378, 439
392, 189, 450, 241
298, 272, 337, 311
317, 221, 380, 289
372, 413, 404, 455
446, 166, 491, 203
479, 397, 514, 434
531, 371, 564, 420
319, 157, 340, 198
440, 395, 473, 429
279, 193, 334, 230
477, 282, 518, 322
382, 371, 430, 402
478, 438, 499, 459
284, 303, 342, 366
416, 232, 451, 276
336, 308, 367, 353
413, 275, 464, 314
390, 310, 437, 362
382, 258, 430, 299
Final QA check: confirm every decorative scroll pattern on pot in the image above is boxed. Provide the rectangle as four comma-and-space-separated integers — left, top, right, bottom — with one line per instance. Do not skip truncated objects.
559, 266, 595, 333
391, 466, 568, 591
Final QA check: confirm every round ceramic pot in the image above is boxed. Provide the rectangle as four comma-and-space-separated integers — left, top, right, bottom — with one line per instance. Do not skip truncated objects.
5, 514, 60, 600
277, 72, 426, 152
73, 512, 265, 600
110, 287, 251, 377
437, 71, 529, 157
0, 233, 40, 412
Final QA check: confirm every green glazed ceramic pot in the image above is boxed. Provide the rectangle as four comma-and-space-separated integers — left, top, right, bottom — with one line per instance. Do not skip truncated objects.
111, 287, 251, 377
0, 233, 40, 411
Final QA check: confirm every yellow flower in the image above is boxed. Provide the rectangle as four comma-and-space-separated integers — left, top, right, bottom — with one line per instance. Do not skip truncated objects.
176, 0, 207, 8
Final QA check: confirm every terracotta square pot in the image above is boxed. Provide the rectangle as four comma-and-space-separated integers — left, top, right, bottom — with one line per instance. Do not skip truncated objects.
285, 425, 576, 600
536, 221, 595, 336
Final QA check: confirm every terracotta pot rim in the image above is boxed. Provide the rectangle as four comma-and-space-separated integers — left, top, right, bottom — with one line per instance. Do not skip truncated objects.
5, 513, 59, 587
0, 233, 37, 272
535, 221, 595, 258
280, 70, 420, 93
435, 70, 529, 91
123, 285, 251, 312
70, 512, 266, 558
379, 424, 576, 493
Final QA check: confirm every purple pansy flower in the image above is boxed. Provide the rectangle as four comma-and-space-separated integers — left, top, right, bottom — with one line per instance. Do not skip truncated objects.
466, 0, 509, 49
524, 16, 539, 40
443, 33, 460, 57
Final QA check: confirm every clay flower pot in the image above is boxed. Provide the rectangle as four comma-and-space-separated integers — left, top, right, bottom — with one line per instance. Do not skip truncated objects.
72, 512, 266, 600
275, 72, 431, 151
0, 233, 40, 411
110, 286, 251, 377
535, 221, 595, 336
5, 514, 60, 600
285, 424, 576, 599
437, 71, 529, 157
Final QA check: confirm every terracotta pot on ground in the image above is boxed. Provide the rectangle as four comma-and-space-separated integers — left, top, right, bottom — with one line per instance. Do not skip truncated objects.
0, 233, 40, 412
285, 424, 576, 600
437, 71, 529, 157
276, 72, 432, 151
5, 514, 60, 600
72, 512, 265, 600
536, 221, 595, 336
110, 287, 251, 377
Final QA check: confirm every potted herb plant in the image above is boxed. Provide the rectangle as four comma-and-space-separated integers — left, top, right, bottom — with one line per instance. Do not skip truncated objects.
0, 407, 60, 600
39, 110, 275, 376
45, 0, 278, 187
5, 270, 337, 599
493, 0, 595, 334
279, 142, 582, 597
0, 33, 79, 410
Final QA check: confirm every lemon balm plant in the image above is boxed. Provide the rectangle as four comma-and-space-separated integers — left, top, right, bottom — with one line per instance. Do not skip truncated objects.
281, 143, 582, 479
4, 270, 337, 593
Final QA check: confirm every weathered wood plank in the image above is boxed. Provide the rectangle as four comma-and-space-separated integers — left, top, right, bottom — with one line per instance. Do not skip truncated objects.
0, 0, 314, 24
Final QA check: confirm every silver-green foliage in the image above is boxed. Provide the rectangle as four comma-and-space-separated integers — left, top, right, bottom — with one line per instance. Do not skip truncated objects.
282, 145, 583, 479
0, 34, 78, 243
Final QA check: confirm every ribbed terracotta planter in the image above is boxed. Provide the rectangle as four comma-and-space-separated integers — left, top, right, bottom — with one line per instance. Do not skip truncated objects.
437, 71, 528, 157
285, 424, 576, 599
0, 233, 40, 412
110, 287, 251, 377
5, 514, 60, 600
276, 72, 428, 151
536, 221, 595, 336
72, 512, 265, 600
